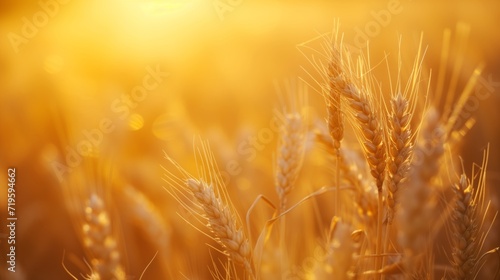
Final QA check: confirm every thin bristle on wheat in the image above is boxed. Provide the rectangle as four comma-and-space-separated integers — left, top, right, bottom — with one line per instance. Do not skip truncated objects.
186, 178, 255, 279
386, 93, 413, 223
83, 194, 125, 280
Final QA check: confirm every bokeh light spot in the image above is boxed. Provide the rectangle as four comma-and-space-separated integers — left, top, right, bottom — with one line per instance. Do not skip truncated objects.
128, 113, 144, 131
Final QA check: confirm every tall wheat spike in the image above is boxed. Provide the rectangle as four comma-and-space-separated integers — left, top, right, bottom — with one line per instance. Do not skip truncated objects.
275, 113, 304, 205
385, 37, 424, 226
328, 43, 387, 275
320, 41, 387, 193
273, 81, 307, 276
342, 84, 387, 194
326, 46, 345, 217
386, 93, 413, 224
274, 82, 306, 212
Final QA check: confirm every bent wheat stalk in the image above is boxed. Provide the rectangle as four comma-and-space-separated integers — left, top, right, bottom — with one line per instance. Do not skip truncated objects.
163, 141, 256, 279
187, 178, 254, 277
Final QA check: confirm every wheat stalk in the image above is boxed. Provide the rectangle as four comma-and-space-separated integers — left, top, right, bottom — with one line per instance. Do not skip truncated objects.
451, 174, 478, 279
82, 193, 125, 280
274, 81, 307, 213
163, 140, 256, 279
326, 47, 345, 153
186, 178, 254, 277
275, 112, 305, 212
341, 83, 386, 194
273, 92, 306, 275
326, 46, 346, 217
450, 148, 493, 280
330, 46, 386, 275
386, 93, 414, 224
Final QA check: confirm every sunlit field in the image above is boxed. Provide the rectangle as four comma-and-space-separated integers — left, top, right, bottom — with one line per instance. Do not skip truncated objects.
1, 0, 500, 279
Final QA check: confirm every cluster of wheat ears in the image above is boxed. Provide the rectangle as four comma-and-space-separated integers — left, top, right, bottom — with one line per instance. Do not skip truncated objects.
61, 26, 499, 280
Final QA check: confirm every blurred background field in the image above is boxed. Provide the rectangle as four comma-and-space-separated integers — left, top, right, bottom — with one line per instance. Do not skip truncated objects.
0, 0, 499, 278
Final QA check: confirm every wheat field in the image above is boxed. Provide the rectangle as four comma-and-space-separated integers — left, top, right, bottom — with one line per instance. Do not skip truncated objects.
0, 0, 500, 279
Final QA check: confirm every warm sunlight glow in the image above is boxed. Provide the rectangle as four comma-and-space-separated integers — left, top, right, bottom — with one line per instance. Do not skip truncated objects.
1, 1, 499, 279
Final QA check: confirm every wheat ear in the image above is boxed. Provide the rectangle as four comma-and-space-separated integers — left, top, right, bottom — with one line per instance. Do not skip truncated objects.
451, 174, 479, 279
326, 45, 387, 192
83, 194, 125, 280
334, 48, 386, 274
342, 81, 387, 193
450, 148, 493, 280
274, 81, 306, 213
186, 178, 254, 277
275, 112, 305, 212
163, 141, 255, 279
386, 93, 414, 224
326, 47, 345, 152
274, 97, 306, 275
